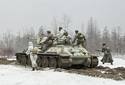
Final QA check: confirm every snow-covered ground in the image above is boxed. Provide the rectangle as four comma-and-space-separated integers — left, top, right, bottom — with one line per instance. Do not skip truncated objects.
0, 55, 125, 85
0, 65, 125, 85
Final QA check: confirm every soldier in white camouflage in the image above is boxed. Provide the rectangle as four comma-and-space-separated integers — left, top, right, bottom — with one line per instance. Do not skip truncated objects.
26, 42, 38, 71
73, 30, 79, 44
56, 27, 65, 40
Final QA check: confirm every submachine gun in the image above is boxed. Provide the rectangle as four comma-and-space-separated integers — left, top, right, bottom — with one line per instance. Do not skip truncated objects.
96, 49, 102, 52
96, 49, 102, 57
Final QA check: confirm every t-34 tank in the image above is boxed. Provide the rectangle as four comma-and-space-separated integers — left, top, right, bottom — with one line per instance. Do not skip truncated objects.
15, 37, 98, 68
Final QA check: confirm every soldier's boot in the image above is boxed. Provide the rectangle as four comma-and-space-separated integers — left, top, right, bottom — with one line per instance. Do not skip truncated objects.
101, 59, 105, 64
111, 62, 113, 65
32, 67, 35, 71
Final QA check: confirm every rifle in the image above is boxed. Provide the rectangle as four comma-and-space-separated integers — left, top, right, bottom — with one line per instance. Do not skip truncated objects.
96, 49, 102, 57
96, 49, 102, 52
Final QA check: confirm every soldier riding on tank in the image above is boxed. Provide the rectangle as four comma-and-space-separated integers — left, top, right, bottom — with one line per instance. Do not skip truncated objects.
61, 31, 71, 45
73, 30, 78, 44
41, 31, 54, 52
73, 30, 86, 48
56, 27, 65, 40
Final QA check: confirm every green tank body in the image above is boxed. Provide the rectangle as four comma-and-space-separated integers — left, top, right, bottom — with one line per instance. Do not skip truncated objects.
15, 32, 98, 68
16, 44, 98, 68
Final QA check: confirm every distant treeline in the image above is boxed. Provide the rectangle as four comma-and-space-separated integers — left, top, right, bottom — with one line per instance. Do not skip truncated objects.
0, 17, 125, 57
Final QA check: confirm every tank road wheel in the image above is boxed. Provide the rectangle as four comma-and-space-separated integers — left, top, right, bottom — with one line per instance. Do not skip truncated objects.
27, 55, 31, 66
48, 57, 57, 68
16, 53, 27, 67
57, 56, 62, 68
22, 54, 27, 66
36, 55, 42, 67
16, 53, 21, 64
90, 56, 98, 68
42, 56, 49, 68
57, 56, 71, 68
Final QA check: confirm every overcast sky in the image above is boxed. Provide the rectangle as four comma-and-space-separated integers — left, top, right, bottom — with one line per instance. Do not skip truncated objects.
0, 0, 125, 35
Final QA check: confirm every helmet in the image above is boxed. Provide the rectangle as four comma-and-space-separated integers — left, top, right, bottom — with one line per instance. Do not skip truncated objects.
59, 27, 63, 30
47, 30, 51, 33
102, 43, 106, 46
75, 30, 78, 33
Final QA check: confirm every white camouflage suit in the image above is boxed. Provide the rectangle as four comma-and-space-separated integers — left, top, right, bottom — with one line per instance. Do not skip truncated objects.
56, 29, 65, 39
26, 42, 38, 69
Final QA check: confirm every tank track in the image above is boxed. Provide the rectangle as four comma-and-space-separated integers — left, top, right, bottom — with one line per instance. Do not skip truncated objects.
15, 53, 98, 68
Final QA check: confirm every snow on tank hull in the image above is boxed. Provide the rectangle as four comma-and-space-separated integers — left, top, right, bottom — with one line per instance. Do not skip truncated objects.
41, 45, 99, 68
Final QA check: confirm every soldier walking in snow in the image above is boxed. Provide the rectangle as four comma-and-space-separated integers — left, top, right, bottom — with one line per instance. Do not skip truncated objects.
101, 43, 113, 65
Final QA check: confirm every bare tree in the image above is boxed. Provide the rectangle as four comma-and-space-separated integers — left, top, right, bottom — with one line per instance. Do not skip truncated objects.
121, 35, 125, 54
2, 32, 15, 57
111, 28, 118, 53
110, 26, 122, 54
81, 23, 85, 34
102, 26, 111, 45
51, 17, 58, 35
61, 14, 72, 31
38, 26, 44, 37
14, 27, 36, 53
86, 17, 101, 52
